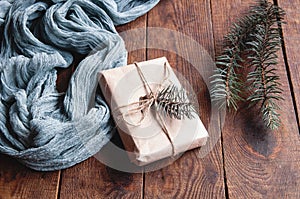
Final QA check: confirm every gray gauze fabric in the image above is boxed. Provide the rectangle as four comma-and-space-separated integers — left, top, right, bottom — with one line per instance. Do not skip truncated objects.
0, 0, 159, 171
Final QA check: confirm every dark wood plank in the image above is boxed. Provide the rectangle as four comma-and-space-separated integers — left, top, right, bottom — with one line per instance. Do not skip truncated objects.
144, 0, 226, 198
211, 0, 300, 198
0, 154, 60, 199
277, 0, 300, 128
59, 157, 143, 199
58, 15, 147, 199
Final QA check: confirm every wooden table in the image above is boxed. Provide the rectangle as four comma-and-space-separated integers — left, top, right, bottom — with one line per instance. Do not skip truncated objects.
1, 0, 299, 198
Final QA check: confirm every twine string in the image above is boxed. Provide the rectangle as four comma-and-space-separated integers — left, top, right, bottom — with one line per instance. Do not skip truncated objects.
113, 62, 175, 155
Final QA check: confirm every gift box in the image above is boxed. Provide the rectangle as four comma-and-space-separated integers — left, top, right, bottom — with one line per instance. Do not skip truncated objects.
99, 57, 208, 166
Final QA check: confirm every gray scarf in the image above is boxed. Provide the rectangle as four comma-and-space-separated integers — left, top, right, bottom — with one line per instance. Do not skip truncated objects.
0, 0, 159, 171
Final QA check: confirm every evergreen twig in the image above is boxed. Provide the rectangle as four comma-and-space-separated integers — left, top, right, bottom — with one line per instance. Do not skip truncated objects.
246, 1, 285, 130
155, 85, 196, 120
210, 3, 262, 110
210, 0, 285, 130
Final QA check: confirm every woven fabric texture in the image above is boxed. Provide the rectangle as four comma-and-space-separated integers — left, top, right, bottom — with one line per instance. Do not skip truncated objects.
0, 0, 159, 171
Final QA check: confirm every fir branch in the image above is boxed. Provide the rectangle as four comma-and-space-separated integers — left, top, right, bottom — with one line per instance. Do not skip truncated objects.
155, 84, 196, 120
246, 1, 285, 130
210, 3, 264, 110
210, 0, 285, 130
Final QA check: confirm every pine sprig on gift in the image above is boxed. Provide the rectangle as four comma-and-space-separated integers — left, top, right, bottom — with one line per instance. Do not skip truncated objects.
210, 0, 285, 130
155, 85, 196, 120
246, 1, 285, 130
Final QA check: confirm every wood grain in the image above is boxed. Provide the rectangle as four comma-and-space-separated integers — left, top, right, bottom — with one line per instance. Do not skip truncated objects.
144, 0, 226, 198
2, 1, 300, 198
277, 0, 300, 128
58, 15, 147, 199
59, 157, 143, 199
211, 0, 300, 198
0, 154, 60, 199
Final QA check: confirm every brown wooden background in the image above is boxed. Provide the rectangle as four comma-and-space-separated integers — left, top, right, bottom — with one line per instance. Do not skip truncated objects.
1, 0, 299, 198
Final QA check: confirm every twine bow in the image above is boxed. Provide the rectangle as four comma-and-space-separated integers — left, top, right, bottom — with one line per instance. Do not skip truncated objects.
114, 62, 176, 155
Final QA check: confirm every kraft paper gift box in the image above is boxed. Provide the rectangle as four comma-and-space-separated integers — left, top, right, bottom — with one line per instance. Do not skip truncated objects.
99, 57, 208, 166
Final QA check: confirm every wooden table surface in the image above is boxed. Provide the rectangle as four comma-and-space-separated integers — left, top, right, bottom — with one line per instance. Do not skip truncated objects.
1, 0, 299, 198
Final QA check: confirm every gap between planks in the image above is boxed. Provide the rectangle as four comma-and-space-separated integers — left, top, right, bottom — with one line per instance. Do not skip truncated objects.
273, 0, 300, 134
55, 170, 62, 199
